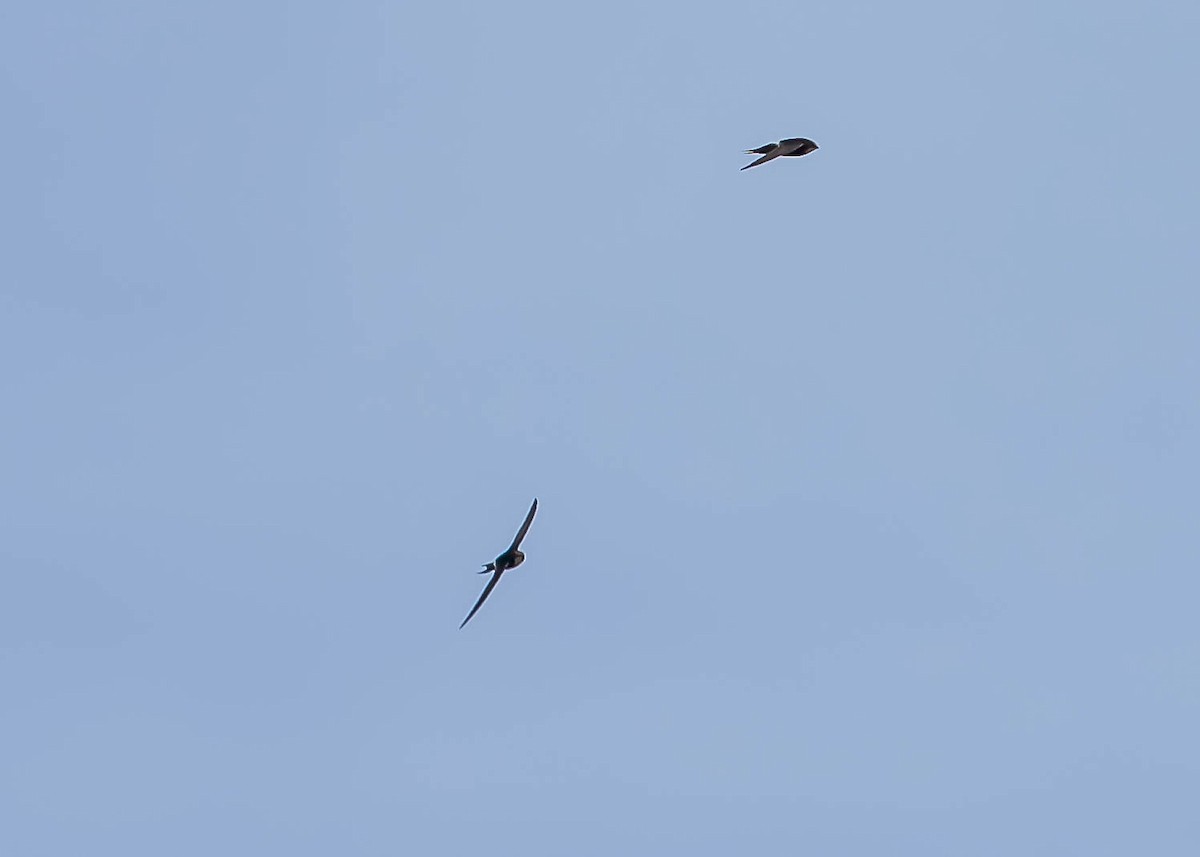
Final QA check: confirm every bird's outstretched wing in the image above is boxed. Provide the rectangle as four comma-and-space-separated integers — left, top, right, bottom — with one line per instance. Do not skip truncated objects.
741, 145, 784, 170
505, 498, 538, 553
460, 570, 504, 629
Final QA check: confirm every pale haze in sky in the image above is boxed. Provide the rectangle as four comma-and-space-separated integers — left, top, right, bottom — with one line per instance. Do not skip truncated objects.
3, 1, 1199, 854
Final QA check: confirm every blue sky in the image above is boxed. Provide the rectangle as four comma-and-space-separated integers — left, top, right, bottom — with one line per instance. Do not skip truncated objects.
3, 1, 1199, 854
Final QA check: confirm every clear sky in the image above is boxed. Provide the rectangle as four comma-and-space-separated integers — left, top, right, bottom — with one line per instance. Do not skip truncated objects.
3, 1, 1199, 854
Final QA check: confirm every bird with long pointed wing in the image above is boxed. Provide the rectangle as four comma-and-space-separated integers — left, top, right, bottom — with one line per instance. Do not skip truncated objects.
740, 137, 819, 170
459, 498, 538, 629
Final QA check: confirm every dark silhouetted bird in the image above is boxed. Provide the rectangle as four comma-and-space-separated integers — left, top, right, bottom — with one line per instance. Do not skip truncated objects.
741, 137, 819, 170
459, 498, 538, 629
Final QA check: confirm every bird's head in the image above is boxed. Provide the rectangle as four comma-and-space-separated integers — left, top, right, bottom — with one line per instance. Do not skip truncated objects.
511, 550, 525, 568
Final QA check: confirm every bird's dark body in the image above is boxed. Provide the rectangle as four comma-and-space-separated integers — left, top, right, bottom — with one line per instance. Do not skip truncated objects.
480, 550, 524, 574
747, 141, 817, 156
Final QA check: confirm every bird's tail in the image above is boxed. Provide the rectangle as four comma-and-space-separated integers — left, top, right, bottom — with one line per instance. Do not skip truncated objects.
479, 562, 495, 574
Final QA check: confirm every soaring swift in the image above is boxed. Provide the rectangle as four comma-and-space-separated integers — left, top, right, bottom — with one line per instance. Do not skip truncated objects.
740, 137, 819, 170
459, 498, 538, 629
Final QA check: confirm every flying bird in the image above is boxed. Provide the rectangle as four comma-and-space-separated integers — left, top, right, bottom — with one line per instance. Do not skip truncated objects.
740, 137, 819, 170
459, 498, 539, 629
